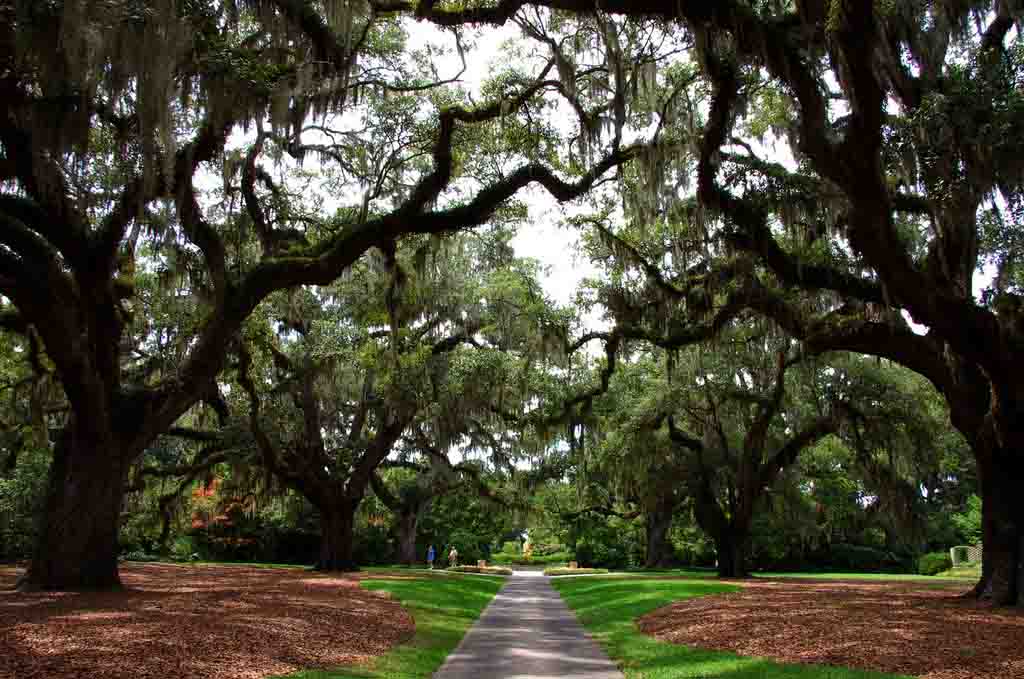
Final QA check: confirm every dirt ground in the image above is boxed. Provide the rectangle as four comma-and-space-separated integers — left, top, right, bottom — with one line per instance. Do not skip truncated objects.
0, 563, 414, 679
638, 578, 1024, 679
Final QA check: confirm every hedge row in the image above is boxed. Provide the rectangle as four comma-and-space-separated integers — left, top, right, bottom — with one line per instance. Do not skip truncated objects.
448, 565, 513, 575
544, 567, 609, 576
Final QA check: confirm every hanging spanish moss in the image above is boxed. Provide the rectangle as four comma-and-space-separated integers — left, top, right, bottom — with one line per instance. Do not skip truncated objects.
7, 0, 193, 199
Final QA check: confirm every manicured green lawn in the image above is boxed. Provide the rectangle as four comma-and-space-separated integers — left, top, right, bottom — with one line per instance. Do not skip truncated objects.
551, 577, 912, 679
277, 570, 504, 679
937, 564, 982, 579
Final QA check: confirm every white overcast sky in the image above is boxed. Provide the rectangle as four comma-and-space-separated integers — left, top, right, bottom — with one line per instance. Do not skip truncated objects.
406, 22, 601, 308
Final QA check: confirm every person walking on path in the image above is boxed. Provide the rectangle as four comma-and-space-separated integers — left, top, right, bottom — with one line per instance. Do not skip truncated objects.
448, 545, 458, 568
427, 544, 436, 569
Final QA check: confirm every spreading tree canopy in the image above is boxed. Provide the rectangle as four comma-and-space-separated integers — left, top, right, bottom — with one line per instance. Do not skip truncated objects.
0, 0, 663, 589
2, 0, 1021, 604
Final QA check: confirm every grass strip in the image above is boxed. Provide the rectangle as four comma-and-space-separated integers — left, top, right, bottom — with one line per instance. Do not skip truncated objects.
551, 576, 912, 679
936, 564, 981, 579
278, 570, 503, 679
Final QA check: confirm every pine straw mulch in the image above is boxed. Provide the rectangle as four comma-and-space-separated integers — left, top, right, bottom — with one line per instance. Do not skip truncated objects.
0, 562, 414, 679
638, 578, 1024, 679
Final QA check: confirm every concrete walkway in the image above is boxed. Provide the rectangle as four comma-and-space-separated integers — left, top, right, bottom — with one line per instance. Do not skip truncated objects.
433, 571, 624, 679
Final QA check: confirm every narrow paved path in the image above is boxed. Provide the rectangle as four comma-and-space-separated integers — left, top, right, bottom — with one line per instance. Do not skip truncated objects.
433, 571, 624, 679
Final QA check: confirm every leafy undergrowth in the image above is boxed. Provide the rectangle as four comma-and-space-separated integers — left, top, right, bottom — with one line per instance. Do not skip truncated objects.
278, 570, 502, 679
544, 567, 609, 576
551, 577, 910, 679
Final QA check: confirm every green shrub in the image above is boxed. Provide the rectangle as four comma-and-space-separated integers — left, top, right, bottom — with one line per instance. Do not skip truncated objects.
254, 524, 319, 565
574, 539, 632, 569
448, 565, 512, 575
169, 535, 202, 561
490, 551, 571, 566
827, 543, 910, 572
571, 517, 643, 569
121, 551, 162, 562
352, 521, 393, 565
544, 567, 609, 576
918, 551, 954, 576
530, 542, 566, 557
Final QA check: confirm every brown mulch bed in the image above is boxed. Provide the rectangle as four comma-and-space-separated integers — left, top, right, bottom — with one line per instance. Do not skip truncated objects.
0, 562, 414, 679
638, 578, 1024, 679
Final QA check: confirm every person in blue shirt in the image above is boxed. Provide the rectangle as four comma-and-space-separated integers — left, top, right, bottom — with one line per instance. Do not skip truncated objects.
427, 544, 436, 569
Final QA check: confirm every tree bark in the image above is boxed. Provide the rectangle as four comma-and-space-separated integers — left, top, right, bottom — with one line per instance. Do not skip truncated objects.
19, 424, 128, 591
317, 501, 359, 572
973, 448, 1023, 605
644, 507, 674, 568
396, 510, 420, 567
715, 529, 750, 579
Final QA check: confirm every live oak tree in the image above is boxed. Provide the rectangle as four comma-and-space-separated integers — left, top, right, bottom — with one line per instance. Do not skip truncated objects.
236, 227, 574, 569
370, 460, 450, 567
591, 326, 841, 577
751, 353, 973, 564
0, 0, 663, 588
493, 0, 1023, 603
583, 206, 979, 575
370, 430, 498, 566
423, 0, 1024, 599
7, 0, 1015, 602
236, 289, 450, 570
577, 356, 685, 569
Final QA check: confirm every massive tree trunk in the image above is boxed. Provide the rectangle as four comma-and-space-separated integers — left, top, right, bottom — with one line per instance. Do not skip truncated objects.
973, 446, 1024, 605
691, 486, 747, 578
691, 477, 754, 578
395, 510, 421, 567
714, 528, 750, 579
19, 424, 129, 591
644, 506, 674, 568
317, 500, 359, 572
